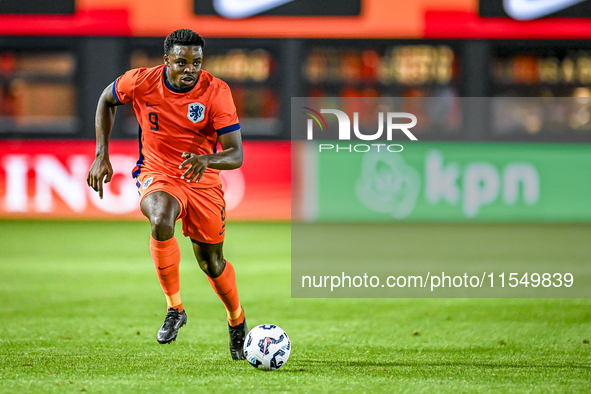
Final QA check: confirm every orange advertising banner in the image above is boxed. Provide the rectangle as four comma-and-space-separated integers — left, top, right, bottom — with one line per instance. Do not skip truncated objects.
0, 140, 290, 220
6, 0, 590, 39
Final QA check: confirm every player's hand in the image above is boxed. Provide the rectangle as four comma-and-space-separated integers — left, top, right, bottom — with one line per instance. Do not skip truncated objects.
179, 152, 209, 183
87, 155, 113, 199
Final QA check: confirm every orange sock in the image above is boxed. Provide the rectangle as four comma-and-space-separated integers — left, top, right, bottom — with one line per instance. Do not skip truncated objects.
150, 235, 182, 311
207, 260, 244, 326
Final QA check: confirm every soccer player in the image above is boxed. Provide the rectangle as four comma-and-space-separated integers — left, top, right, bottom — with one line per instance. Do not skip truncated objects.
86, 29, 248, 360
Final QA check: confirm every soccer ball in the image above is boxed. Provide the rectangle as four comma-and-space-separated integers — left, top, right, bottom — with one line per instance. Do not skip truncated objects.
243, 324, 291, 370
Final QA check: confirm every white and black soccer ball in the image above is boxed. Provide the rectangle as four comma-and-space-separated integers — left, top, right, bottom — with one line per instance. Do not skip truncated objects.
243, 324, 291, 370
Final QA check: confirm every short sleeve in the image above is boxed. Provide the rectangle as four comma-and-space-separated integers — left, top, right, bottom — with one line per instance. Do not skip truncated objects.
114, 68, 144, 105
211, 82, 240, 135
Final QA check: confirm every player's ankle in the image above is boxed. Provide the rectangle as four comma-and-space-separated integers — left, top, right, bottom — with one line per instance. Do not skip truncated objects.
168, 303, 184, 313
228, 307, 244, 327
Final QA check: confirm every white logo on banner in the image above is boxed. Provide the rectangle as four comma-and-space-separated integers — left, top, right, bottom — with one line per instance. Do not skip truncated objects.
503, 0, 585, 20
213, 0, 295, 18
355, 153, 421, 219
354, 149, 541, 219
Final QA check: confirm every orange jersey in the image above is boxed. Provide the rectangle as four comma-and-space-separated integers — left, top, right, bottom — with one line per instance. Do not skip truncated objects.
114, 65, 240, 188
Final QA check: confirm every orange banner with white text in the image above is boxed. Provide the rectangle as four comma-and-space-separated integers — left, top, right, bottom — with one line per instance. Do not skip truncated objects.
0, 140, 290, 220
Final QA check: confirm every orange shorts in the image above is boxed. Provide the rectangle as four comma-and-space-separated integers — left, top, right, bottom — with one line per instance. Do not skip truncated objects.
136, 171, 226, 244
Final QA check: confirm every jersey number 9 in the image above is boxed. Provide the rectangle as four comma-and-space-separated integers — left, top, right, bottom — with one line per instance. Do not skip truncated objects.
149, 112, 159, 131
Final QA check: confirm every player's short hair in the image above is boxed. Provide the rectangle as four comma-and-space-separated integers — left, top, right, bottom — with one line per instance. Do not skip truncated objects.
164, 29, 205, 55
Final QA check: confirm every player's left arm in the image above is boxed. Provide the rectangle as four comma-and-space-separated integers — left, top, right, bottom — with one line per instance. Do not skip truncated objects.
179, 130, 243, 183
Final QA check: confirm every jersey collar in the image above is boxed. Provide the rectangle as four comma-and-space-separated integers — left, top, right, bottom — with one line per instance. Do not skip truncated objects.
163, 66, 199, 93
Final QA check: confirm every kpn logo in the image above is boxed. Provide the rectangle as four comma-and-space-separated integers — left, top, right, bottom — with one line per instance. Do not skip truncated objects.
302, 107, 418, 153
355, 149, 540, 219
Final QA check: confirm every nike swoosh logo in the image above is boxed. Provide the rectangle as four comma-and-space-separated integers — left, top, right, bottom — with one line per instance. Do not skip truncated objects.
146, 103, 160, 107
503, 0, 586, 20
213, 0, 295, 19
157, 264, 174, 270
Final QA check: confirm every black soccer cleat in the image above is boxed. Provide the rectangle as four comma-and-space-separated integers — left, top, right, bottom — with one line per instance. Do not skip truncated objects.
228, 319, 248, 360
157, 308, 187, 344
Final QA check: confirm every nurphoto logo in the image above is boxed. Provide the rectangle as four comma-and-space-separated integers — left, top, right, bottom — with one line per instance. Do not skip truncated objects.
302, 107, 418, 153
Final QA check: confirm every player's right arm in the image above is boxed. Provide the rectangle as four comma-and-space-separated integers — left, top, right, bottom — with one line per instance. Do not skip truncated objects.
87, 82, 121, 199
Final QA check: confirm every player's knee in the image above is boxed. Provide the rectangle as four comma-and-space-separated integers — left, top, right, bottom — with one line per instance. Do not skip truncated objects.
150, 214, 175, 241
201, 256, 225, 278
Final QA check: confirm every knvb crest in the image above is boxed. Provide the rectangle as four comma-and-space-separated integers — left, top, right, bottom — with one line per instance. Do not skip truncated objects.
188, 102, 205, 123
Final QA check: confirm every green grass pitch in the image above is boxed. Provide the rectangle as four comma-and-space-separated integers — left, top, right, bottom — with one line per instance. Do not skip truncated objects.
0, 220, 590, 393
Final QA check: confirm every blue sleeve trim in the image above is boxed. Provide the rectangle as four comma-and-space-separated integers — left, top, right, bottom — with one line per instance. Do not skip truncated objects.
112, 78, 122, 105
216, 123, 240, 135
